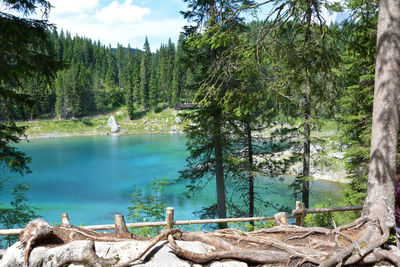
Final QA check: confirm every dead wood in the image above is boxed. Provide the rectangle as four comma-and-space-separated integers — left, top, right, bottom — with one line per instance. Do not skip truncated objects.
115, 214, 132, 239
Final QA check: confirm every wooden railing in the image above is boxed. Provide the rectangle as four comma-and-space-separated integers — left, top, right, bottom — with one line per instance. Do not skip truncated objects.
0, 202, 363, 236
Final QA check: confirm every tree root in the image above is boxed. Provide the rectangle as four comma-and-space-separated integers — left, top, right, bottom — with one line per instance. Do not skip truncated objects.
57, 226, 133, 242
168, 234, 297, 265
55, 240, 117, 267
163, 216, 400, 266
115, 228, 181, 267
15, 216, 400, 266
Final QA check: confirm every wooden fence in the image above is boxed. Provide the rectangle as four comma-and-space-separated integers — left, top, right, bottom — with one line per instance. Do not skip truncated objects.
0, 202, 363, 236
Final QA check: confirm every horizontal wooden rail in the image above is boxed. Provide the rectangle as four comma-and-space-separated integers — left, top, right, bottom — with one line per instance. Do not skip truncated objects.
85, 215, 298, 231
292, 205, 362, 216
0, 228, 24, 236
0, 203, 363, 236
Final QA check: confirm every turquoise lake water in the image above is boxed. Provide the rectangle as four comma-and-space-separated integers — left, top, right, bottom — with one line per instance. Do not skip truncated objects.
2, 134, 343, 226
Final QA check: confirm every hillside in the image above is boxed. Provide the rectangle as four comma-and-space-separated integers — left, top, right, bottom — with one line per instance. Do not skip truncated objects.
20, 108, 184, 139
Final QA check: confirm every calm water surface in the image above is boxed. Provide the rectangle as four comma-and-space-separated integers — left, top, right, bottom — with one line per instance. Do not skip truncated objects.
3, 134, 343, 226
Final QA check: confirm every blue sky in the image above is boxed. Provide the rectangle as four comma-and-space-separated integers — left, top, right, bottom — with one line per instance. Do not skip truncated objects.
2, 0, 344, 52
44, 0, 344, 52
46, 0, 188, 51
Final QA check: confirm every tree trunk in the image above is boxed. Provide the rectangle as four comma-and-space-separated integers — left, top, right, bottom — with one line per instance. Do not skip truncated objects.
301, 5, 312, 209
214, 109, 227, 228
246, 121, 255, 224
302, 73, 311, 209
362, 0, 400, 227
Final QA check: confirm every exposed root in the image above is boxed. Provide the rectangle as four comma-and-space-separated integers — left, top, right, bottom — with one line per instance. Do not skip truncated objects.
57, 226, 132, 242
14, 216, 400, 266
116, 228, 181, 267
165, 216, 400, 266
54, 240, 117, 267
168, 234, 295, 265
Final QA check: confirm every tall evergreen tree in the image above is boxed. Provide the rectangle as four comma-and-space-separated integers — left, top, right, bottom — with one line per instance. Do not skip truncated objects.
1, 0, 59, 170
338, 2, 377, 207
124, 45, 136, 119
0, 0, 59, 235
172, 35, 186, 105
140, 37, 151, 108
149, 51, 161, 107
132, 50, 142, 104
180, 0, 257, 227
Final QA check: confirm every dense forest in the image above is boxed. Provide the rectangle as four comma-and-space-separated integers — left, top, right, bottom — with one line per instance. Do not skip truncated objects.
23, 31, 196, 119
3, 0, 400, 264
3, 1, 379, 223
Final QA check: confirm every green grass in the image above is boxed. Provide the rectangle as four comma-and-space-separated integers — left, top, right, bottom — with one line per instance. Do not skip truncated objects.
19, 107, 185, 138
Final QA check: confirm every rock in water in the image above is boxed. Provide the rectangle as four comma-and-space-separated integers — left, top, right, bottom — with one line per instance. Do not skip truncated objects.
107, 116, 120, 133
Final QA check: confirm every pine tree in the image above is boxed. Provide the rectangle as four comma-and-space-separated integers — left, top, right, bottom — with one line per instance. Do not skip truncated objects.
179, 0, 257, 228
124, 45, 135, 119
1, 0, 59, 173
339, 2, 378, 207
149, 51, 160, 107
132, 50, 142, 104
172, 35, 186, 105
140, 37, 151, 108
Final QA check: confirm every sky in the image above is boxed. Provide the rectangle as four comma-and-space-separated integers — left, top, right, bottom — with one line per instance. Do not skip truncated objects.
2, 0, 345, 52
46, 0, 188, 51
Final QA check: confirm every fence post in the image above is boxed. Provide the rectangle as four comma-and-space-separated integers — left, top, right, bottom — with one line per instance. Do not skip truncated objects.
295, 201, 305, 226
274, 212, 288, 226
115, 214, 131, 238
61, 213, 71, 227
166, 207, 174, 229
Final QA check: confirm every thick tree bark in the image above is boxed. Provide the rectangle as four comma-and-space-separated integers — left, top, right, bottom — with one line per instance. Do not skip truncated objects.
214, 109, 227, 228
362, 0, 400, 227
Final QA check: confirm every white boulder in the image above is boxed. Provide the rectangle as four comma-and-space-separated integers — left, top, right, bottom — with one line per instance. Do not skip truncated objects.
107, 115, 120, 133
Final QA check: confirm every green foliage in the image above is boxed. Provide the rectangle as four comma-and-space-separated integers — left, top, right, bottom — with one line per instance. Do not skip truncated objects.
0, 2, 57, 248
304, 202, 335, 227
228, 220, 275, 232
337, 1, 378, 206
304, 201, 359, 228
0, 183, 39, 248
127, 178, 169, 237
80, 117, 93, 126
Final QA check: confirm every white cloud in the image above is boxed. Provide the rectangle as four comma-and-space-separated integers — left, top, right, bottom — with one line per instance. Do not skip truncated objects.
95, 0, 151, 25
45, 0, 185, 51
54, 17, 185, 50
49, 0, 99, 16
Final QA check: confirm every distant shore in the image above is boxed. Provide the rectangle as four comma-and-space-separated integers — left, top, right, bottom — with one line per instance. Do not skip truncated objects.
20, 109, 347, 184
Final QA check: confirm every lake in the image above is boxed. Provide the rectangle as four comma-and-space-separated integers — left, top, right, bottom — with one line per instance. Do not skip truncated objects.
2, 134, 343, 226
